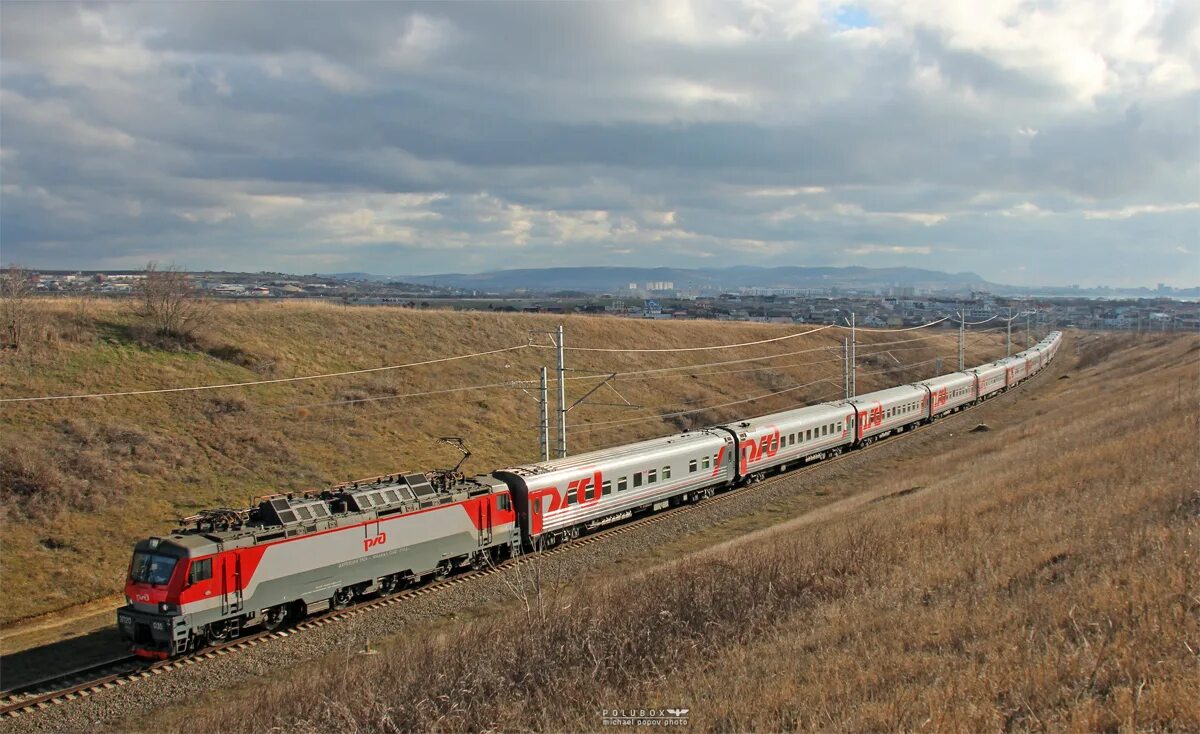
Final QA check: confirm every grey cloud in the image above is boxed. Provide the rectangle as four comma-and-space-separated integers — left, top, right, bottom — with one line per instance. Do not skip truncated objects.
1, 1, 1196, 286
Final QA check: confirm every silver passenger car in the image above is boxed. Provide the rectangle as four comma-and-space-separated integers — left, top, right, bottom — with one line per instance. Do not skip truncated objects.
495, 429, 734, 546
719, 402, 855, 480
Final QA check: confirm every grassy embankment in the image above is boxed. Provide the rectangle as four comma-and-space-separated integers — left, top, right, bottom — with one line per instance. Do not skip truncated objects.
150, 331, 1198, 732
0, 299, 1004, 625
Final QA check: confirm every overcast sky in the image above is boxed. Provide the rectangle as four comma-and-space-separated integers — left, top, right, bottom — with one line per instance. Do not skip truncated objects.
1, 1, 1197, 287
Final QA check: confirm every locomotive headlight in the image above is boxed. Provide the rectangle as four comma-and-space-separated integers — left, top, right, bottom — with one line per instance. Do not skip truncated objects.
159, 602, 177, 614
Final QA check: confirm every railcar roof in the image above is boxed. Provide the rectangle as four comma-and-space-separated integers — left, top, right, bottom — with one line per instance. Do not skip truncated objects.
728, 401, 851, 429
914, 371, 974, 388
500, 428, 725, 476
844, 383, 927, 405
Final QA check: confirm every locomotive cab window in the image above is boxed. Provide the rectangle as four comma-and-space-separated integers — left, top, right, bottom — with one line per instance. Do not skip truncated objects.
188, 558, 212, 585
498, 494, 511, 511
130, 552, 177, 586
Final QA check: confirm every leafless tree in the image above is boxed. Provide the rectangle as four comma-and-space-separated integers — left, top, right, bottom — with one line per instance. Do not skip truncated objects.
1, 265, 33, 350
136, 262, 212, 338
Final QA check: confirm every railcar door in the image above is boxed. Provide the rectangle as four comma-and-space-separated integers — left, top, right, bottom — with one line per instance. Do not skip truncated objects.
219, 550, 243, 615
478, 497, 492, 547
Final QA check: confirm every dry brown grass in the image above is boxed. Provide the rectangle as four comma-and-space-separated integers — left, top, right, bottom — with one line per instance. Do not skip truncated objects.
0, 298, 1006, 623
141, 330, 1198, 734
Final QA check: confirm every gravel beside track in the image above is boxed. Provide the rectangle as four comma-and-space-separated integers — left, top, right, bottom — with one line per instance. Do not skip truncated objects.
0, 368, 1058, 734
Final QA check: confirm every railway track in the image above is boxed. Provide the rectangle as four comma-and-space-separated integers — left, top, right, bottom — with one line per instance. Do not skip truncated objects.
0, 364, 1056, 721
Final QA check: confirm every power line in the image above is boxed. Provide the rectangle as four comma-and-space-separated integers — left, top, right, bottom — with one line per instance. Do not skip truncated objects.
0, 344, 532, 403
832, 317, 949, 332
531, 324, 835, 353
566, 377, 838, 432
286, 336, 963, 413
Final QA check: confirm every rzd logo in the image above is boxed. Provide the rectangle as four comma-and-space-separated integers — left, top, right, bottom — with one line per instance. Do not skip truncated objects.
363, 533, 387, 552
932, 388, 948, 410
740, 429, 780, 474
859, 404, 883, 433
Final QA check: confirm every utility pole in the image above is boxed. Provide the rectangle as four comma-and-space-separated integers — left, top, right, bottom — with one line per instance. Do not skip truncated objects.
843, 312, 856, 397
1026, 312, 1032, 348
539, 367, 550, 461
556, 324, 567, 459
1006, 308, 1013, 356
957, 308, 965, 371
842, 337, 850, 399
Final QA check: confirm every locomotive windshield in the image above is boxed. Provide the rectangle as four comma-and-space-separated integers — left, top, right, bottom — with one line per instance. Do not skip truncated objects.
130, 552, 178, 586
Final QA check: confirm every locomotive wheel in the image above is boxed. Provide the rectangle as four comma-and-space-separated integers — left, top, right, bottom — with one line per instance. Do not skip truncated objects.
564, 526, 580, 541
206, 620, 234, 644
469, 553, 487, 571
262, 604, 290, 631
433, 562, 451, 581
702, 487, 715, 500
332, 587, 354, 609
379, 575, 400, 595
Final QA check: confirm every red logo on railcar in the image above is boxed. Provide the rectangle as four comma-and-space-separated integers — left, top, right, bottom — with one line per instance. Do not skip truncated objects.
932, 388, 948, 410
363, 533, 387, 552
740, 428, 780, 473
859, 404, 884, 433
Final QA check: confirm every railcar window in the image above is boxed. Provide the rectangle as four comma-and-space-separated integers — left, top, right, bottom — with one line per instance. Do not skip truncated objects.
618, 477, 628, 491
188, 558, 212, 584
821, 425, 827, 437
713, 454, 718, 466
602, 480, 612, 496
634, 472, 643, 487
702, 456, 710, 469
648, 469, 657, 484
663, 466, 671, 479
806, 429, 812, 441
566, 488, 576, 505
689, 459, 698, 473
837, 422, 843, 432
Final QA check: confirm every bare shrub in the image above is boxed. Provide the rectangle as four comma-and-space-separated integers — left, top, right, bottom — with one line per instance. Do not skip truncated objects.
135, 262, 212, 340
0, 264, 35, 349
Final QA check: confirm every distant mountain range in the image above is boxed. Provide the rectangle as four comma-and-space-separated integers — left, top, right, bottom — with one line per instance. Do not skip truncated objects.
391, 266, 991, 294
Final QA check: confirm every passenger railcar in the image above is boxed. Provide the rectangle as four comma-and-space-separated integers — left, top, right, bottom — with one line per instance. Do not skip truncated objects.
997, 355, 1029, 385
915, 372, 976, 417
495, 429, 734, 548
969, 362, 1008, 399
718, 403, 854, 482
845, 384, 929, 444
